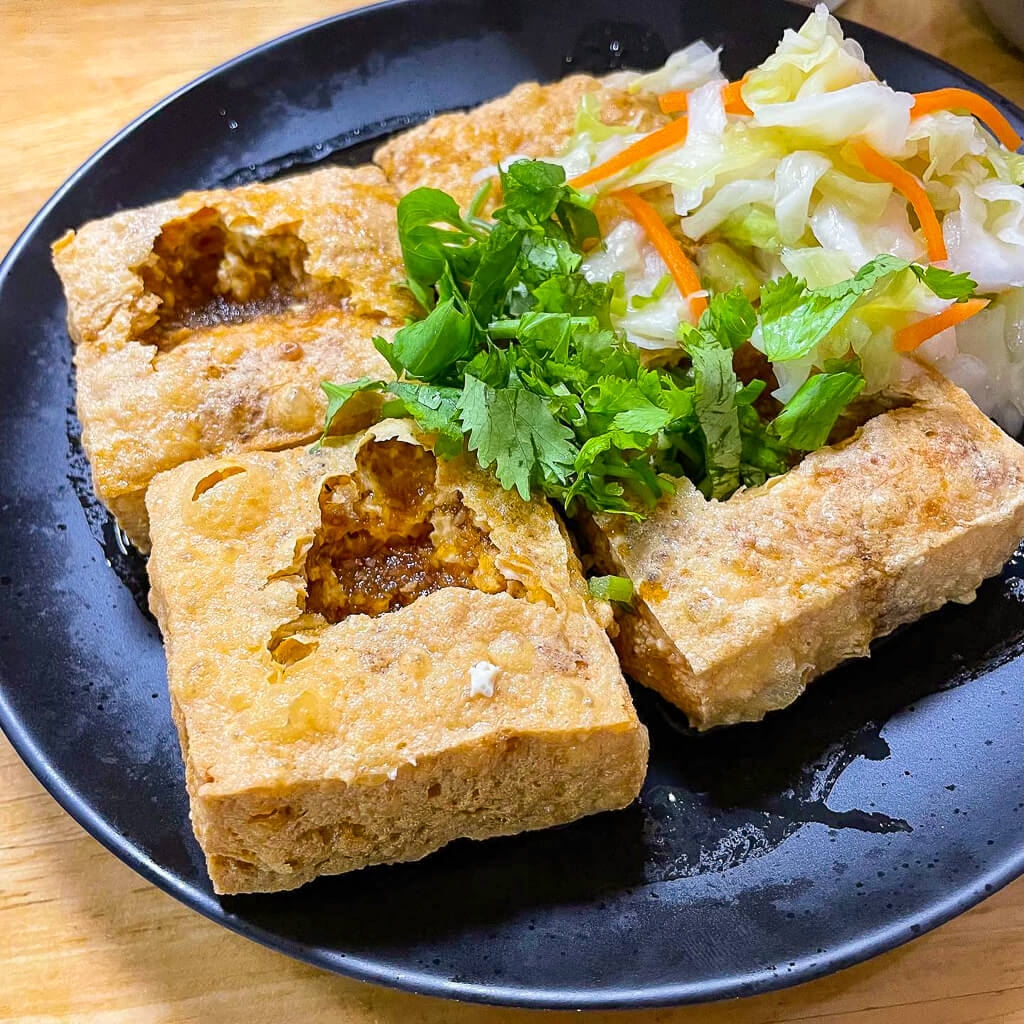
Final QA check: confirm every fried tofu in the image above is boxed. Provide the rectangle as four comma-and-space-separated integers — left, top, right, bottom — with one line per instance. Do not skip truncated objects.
145, 421, 648, 894
374, 75, 665, 207
53, 165, 414, 550
585, 366, 1024, 730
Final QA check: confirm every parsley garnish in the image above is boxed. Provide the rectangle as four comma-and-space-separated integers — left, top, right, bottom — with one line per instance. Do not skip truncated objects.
316, 160, 974, 517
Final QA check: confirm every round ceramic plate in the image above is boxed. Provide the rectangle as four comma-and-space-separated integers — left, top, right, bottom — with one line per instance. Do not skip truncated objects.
1, 0, 1022, 1009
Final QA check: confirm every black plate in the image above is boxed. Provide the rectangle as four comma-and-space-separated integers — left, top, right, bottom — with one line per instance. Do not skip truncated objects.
2, 0, 1023, 1009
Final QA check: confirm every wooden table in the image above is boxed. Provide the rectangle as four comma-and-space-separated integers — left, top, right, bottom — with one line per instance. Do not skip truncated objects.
1, 1, 1022, 1020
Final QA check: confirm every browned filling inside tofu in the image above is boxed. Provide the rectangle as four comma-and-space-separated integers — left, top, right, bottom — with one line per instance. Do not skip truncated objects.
302, 439, 518, 624
134, 206, 347, 349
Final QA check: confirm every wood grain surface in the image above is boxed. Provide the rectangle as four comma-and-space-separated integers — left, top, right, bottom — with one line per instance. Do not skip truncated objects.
1, 1, 1022, 1021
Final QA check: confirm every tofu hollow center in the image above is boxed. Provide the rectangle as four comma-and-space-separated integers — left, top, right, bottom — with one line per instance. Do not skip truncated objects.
52, 165, 416, 551
134, 207, 348, 350
303, 439, 529, 624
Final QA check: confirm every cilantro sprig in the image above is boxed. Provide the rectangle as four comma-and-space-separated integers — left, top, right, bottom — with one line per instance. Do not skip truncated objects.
315, 160, 975, 516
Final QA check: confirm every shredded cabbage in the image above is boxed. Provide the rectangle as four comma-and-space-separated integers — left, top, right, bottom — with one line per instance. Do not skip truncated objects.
743, 3, 874, 104
944, 182, 1024, 292
626, 40, 723, 95
780, 246, 858, 287
681, 179, 775, 239
719, 204, 782, 253
916, 290, 1024, 433
550, 2, 1024, 425
775, 152, 832, 244
631, 124, 788, 216
752, 83, 913, 154
581, 220, 690, 350
696, 242, 763, 299
815, 167, 892, 222
905, 110, 987, 180
809, 195, 924, 266
987, 145, 1024, 186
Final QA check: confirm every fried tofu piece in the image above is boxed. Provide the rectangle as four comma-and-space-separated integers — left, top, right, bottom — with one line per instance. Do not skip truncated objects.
586, 366, 1024, 730
146, 421, 648, 894
374, 75, 665, 207
53, 165, 414, 549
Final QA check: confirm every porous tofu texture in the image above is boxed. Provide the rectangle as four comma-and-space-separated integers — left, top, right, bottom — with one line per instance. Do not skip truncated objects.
53, 165, 414, 550
374, 75, 666, 207
586, 365, 1024, 731
146, 421, 648, 894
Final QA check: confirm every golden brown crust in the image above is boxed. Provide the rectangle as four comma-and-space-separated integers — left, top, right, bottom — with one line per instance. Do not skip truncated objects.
73, 307, 392, 548
146, 422, 647, 894
591, 365, 1024, 730
53, 165, 409, 347
53, 166, 414, 549
374, 75, 665, 207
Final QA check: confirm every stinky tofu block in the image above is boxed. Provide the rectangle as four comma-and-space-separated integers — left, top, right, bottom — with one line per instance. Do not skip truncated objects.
586, 366, 1024, 730
53, 165, 414, 549
146, 420, 648, 894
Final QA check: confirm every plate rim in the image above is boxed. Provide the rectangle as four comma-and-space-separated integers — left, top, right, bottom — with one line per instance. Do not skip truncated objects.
1, 0, 1023, 1008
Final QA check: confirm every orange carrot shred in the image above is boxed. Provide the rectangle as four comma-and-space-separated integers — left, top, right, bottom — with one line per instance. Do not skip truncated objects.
658, 79, 752, 116
912, 88, 1022, 152
611, 189, 708, 320
722, 80, 754, 116
657, 91, 688, 114
851, 140, 948, 263
893, 298, 990, 352
569, 117, 688, 190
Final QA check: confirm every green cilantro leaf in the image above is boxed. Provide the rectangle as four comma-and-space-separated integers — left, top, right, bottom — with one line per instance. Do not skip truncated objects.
760, 256, 978, 363
395, 188, 478, 287
497, 160, 568, 225
387, 381, 463, 440
377, 280, 480, 381
495, 159, 599, 246
699, 288, 758, 350
686, 336, 742, 499
402, 275, 437, 314
772, 366, 866, 450
467, 220, 522, 322
316, 160, 890, 517
313, 378, 386, 450
519, 232, 581, 284
458, 374, 577, 499
758, 274, 808, 324
908, 264, 977, 301
814, 254, 909, 300
739, 404, 793, 484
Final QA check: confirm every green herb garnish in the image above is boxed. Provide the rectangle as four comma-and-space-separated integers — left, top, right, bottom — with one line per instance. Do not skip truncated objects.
316, 160, 961, 517
588, 575, 635, 603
